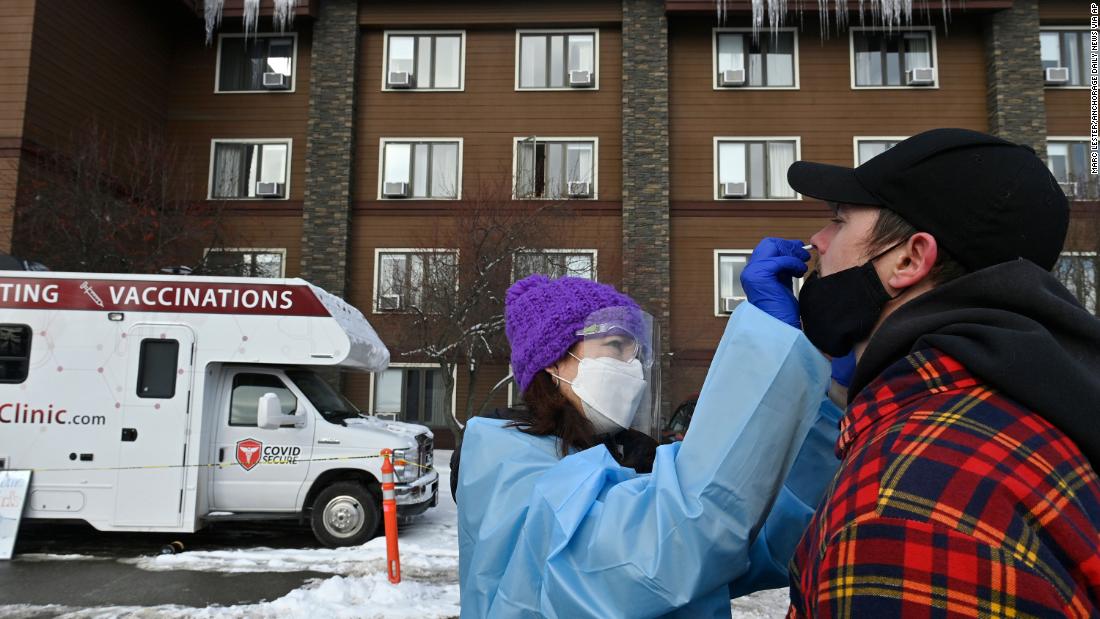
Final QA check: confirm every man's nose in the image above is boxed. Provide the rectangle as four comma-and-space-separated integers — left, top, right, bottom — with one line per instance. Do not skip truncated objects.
809, 229, 828, 254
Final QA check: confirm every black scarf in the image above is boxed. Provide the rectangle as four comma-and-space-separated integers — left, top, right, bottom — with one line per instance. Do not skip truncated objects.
850, 259, 1100, 468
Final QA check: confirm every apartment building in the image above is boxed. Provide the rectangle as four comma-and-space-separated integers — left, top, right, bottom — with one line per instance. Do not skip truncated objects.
0, 0, 1092, 446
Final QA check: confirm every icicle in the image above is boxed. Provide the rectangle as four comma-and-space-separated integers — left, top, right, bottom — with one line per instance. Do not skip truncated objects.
273, 0, 298, 32
243, 0, 260, 38
203, 0, 224, 45
738, 0, 927, 36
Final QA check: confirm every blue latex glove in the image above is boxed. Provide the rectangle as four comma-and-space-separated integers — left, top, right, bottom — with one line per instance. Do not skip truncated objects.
741, 238, 811, 328
830, 351, 856, 388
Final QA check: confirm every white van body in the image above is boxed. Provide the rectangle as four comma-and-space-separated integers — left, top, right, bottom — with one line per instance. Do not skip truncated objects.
0, 271, 437, 546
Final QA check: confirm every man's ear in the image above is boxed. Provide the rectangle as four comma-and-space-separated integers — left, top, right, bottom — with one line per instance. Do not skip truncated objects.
886, 232, 938, 291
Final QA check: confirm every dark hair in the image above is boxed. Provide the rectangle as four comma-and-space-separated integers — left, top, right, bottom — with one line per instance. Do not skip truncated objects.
511, 366, 657, 472
866, 208, 969, 285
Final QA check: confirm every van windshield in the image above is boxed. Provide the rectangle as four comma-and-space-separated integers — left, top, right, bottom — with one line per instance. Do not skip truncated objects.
285, 369, 362, 423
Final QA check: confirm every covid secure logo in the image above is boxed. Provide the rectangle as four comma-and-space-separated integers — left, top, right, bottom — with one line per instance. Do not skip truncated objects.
236, 438, 262, 471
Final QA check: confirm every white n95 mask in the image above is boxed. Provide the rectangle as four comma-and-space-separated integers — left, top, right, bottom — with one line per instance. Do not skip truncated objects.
554, 356, 648, 436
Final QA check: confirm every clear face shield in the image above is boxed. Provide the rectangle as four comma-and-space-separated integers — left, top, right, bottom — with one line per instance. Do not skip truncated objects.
570, 306, 661, 440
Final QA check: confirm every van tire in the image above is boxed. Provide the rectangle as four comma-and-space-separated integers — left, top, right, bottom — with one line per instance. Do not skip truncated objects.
310, 482, 380, 548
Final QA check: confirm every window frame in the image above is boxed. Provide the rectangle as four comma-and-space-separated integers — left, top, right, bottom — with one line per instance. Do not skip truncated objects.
227, 370, 302, 427
1047, 135, 1096, 201
376, 138, 464, 200
514, 28, 601, 91
711, 27, 800, 90
853, 136, 909, 166
214, 32, 299, 95
136, 339, 180, 399
367, 362, 457, 427
207, 138, 293, 201
712, 136, 802, 201
381, 30, 467, 92
512, 248, 599, 282
372, 248, 460, 314
1040, 26, 1090, 90
0, 324, 32, 385
202, 247, 288, 278
848, 27, 939, 90
714, 249, 802, 317
511, 136, 599, 200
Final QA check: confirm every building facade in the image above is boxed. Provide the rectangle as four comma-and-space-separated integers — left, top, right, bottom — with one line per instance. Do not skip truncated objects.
0, 0, 1093, 446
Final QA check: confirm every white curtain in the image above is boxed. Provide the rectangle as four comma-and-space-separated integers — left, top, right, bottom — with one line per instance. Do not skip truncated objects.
214, 143, 245, 198
768, 142, 796, 198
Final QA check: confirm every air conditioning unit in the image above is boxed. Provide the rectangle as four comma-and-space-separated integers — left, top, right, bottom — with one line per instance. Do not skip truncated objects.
262, 72, 290, 90
255, 182, 285, 198
389, 71, 414, 88
383, 181, 410, 198
905, 67, 936, 86
1045, 67, 1071, 85
375, 412, 398, 421
378, 294, 402, 311
569, 70, 594, 87
1059, 181, 1077, 198
721, 182, 747, 198
568, 181, 592, 198
718, 69, 746, 87
722, 297, 740, 313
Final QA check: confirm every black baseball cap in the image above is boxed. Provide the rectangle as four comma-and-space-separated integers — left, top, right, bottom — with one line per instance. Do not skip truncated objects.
787, 128, 1070, 271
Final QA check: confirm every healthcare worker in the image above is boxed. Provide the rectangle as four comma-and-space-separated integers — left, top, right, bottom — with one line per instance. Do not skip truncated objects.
456, 239, 845, 618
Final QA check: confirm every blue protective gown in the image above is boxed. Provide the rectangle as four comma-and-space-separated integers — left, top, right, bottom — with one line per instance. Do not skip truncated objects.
457, 302, 842, 619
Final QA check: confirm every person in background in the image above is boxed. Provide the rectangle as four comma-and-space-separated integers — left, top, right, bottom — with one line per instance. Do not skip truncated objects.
455, 263, 846, 618
784, 128, 1100, 617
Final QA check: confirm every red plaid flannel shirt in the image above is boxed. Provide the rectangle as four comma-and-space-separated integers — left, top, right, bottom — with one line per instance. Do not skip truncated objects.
788, 348, 1100, 618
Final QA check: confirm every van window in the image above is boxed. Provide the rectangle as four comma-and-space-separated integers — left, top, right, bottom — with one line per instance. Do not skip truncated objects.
0, 325, 31, 384
231, 373, 298, 426
137, 339, 179, 398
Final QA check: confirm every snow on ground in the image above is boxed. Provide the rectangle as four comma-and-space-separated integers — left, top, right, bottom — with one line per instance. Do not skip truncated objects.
2, 449, 791, 618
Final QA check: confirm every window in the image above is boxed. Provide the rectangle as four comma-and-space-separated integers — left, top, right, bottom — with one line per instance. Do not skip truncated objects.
384, 32, 464, 90
1047, 139, 1098, 200
374, 250, 458, 312
204, 249, 286, 278
714, 138, 799, 199
714, 29, 797, 88
230, 373, 298, 426
379, 139, 461, 199
851, 29, 936, 87
515, 138, 596, 199
372, 365, 449, 426
715, 250, 799, 315
137, 339, 179, 399
1041, 29, 1089, 87
209, 140, 291, 200
854, 138, 905, 165
517, 31, 597, 89
216, 34, 296, 93
1054, 253, 1098, 315
513, 250, 597, 281
0, 325, 31, 384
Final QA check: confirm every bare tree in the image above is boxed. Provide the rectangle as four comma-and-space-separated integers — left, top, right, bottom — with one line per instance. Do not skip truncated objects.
14, 121, 227, 274
375, 177, 577, 450
1057, 202, 1100, 317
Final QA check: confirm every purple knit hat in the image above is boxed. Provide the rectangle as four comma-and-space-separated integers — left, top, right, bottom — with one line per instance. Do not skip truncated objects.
506, 274, 642, 393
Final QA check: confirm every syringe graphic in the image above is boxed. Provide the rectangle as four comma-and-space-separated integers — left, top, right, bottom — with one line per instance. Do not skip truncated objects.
79, 281, 105, 308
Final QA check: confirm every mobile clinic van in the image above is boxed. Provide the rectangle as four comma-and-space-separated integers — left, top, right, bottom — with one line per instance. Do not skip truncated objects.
0, 271, 438, 547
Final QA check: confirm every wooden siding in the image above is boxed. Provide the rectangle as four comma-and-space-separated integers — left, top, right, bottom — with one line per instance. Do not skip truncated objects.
669, 14, 991, 205
0, 0, 34, 253
360, 0, 622, 27
165, 26, 313, 203
219, 212, 305, 278
1041, 2, 1090, 137
355, 26, 623, 204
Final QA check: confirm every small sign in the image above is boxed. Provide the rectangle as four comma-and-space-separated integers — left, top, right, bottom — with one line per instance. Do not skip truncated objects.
0, 470, 31, 560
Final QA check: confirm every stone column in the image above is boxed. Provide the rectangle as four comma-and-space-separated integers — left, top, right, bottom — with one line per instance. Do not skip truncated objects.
622, 0, 672, 418
985, 0, 1046, 159
301, 0, 359, 298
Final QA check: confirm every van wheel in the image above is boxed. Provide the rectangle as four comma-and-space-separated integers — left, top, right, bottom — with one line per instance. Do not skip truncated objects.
310, 482, 380, 548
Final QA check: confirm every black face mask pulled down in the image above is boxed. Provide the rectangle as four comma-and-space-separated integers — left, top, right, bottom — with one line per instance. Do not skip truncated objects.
798, 243, 902, 357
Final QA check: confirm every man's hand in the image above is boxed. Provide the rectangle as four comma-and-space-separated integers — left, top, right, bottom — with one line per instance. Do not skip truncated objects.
741, 238, 811, 328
